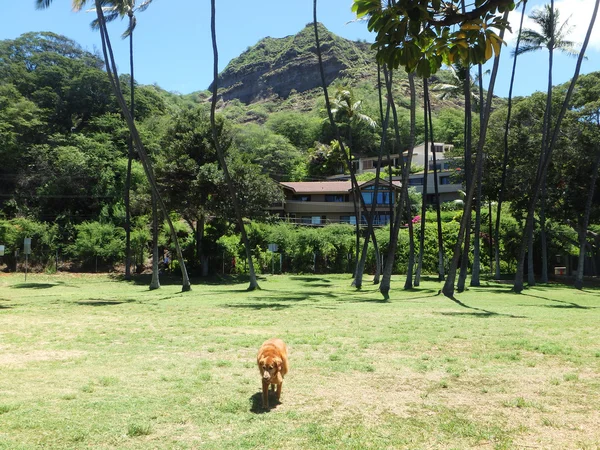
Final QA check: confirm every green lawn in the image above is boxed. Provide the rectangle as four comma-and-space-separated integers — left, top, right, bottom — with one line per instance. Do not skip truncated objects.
1, 272, 599, 449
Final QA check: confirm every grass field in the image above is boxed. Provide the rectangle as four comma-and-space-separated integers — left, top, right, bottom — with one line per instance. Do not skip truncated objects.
1, 272, 599, 449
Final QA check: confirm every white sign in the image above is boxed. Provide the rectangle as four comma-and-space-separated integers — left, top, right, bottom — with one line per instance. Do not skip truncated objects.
24, 238, 32, 255
267, 243, 278, 252
0, 245, 4, 256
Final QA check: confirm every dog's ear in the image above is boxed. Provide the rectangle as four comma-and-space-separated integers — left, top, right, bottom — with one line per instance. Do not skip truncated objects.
274, 357, 282, 371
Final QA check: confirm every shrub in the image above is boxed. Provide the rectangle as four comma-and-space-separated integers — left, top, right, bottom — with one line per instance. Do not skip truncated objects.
68, 221, 125, 269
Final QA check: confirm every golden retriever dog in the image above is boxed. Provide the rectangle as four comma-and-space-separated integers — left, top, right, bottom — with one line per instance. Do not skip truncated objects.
257, 338, 288, 409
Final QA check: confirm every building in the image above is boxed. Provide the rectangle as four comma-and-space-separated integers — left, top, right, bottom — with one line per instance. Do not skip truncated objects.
270, 178, 402, 226
352, 142, 463, 204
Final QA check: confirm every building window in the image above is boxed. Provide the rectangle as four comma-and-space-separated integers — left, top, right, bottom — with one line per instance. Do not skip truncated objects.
325, 194, 347, 202
409, 177, 424, 186
440, 176, 451, 185
361, 190, 392, 205
340, 215, 357, 225
293, 195, 311, 202
363, 160, 373, 170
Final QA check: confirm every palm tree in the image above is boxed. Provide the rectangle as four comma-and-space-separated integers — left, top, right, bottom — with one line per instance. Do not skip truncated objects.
330, 85, 377, 285
210, 0, 259, 290
514, 0, 600, 293
431, 63, 485, 113
425, 79, 445, 281
442, 10, 509, 299
91, 1, 153, 283
495, 0, 528, 280
90, 0, 155, 285
414, 82, 430, 288
515, 2, 579, 285
35, 0, 192, 291
381, 71, 417, 299
470, 64, 486, 287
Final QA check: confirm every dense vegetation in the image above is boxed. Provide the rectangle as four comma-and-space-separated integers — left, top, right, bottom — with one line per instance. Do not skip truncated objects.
0, 27, 598, 284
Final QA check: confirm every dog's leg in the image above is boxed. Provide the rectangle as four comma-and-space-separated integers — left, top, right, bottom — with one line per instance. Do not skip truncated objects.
262, 380, 269, 409
276, 382, 282, 401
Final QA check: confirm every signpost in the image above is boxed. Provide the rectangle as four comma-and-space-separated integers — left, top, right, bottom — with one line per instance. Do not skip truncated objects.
24, 238, 31, 282
267, 243, 279, 274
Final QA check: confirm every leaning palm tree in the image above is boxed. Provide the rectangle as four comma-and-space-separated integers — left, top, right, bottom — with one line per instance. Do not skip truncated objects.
514, 2, 579, 285
36, 0, 192, 291
90, 1, 153, 284
442, 10, 509, 299
210, 0, 259, 290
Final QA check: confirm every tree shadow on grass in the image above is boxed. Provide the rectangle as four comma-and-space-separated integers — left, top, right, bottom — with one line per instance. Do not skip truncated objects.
112, 273, 267, 288
522, 293, 596, 310
443, 295, 527, 319
249, 391, 280, 414
12, 283, 60, 289
0, 304, 12, 309
76, 299, 137, 306
289, 276, 331, 283
225, 303, 292, 310
344, 288, 438, 303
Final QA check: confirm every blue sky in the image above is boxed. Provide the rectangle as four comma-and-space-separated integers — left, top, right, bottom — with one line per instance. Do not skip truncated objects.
1, 0, 599, 98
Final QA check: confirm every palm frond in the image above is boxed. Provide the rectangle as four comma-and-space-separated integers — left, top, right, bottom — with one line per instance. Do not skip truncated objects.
35, 0, 54, 9
137, 0, 154, 13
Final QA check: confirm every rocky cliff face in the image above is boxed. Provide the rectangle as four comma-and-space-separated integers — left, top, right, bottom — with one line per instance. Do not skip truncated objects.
210, 24, 373, 104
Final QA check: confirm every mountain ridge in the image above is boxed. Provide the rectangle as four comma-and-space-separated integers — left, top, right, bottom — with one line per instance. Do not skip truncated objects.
209, 23, 375, 104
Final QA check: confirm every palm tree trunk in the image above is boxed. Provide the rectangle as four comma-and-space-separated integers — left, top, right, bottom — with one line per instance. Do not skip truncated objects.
124, 24, 134, 281
404, 192, 416, 290
514, 0, 599, 292
425, 79, 445, 281
443, 10, 509, 298
372, 229, 381, 284
415, 80, 430, 287
540, 186, 549, 283
496, 0, 527, 280
149, 191, 160, 290
210, 0, 258, 290
538, 0, 555, 285
94, 1, 191, 291
527, 228, 535, 284
381, 72, 416, 299
125, 141, 132, 279
312, 0, 370, 287
354, 92, 391, 289
470, 163, 483, 286
575, 150, 600, 289
470, 65, 485, 287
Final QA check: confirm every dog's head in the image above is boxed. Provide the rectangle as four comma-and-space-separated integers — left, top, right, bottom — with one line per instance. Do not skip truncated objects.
258, 356, 282, 382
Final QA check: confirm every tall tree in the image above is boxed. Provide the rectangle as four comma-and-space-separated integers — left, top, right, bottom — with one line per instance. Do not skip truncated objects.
495, 0, 527, 280
515, 3, 579, 284
425, 79, 445, 281
443, 11, 509, 298
34, 0, 191, 290
330, 86, 377, 281
513, 0, 600, 292
210, 0, 259, 290
92, 0, 154, 283
414, 80, 430, 287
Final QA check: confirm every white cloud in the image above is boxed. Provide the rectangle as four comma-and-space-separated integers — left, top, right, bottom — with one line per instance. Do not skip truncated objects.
505, 0, 600, 50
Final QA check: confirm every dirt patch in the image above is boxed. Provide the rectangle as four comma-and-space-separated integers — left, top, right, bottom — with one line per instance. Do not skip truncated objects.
0, 350, 86, 367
